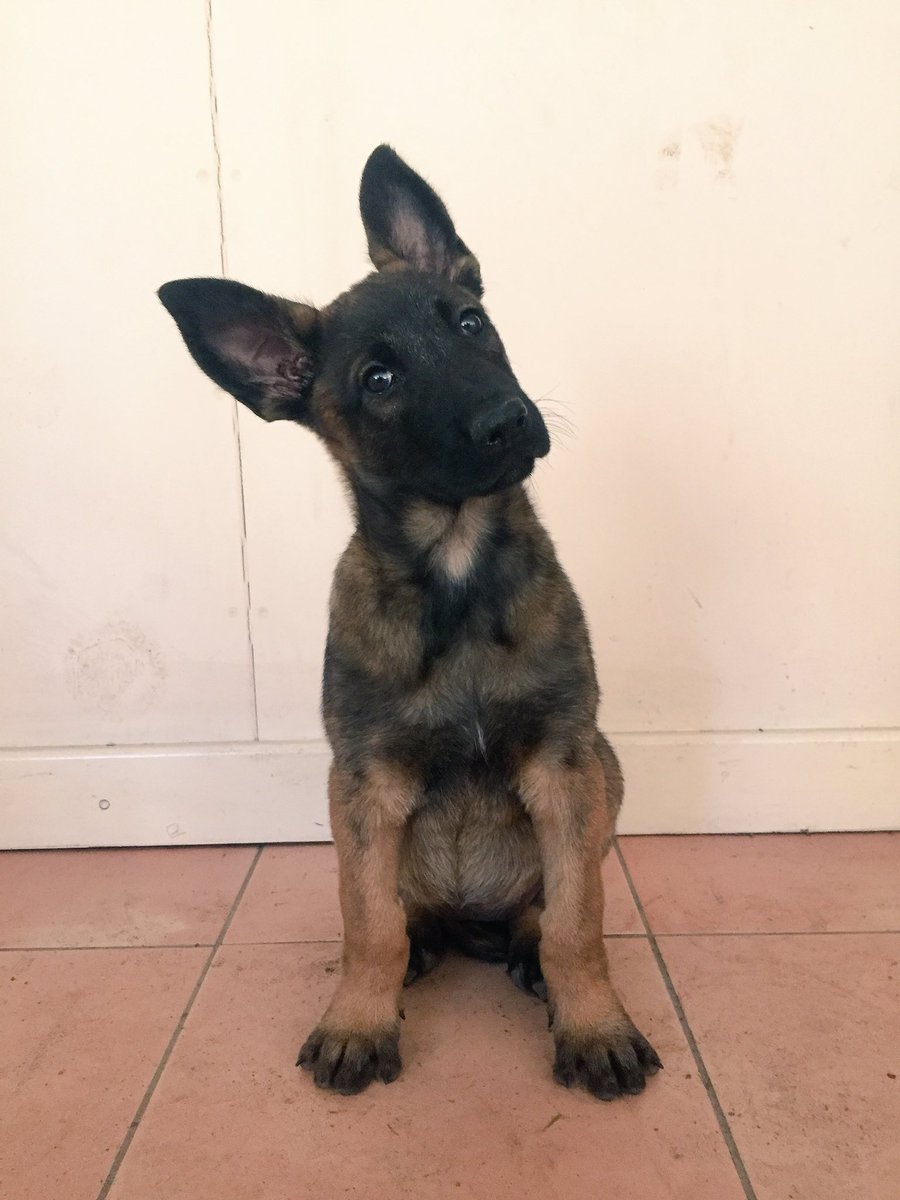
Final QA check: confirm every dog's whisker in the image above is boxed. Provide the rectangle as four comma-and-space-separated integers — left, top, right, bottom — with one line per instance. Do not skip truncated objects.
542, 410, 576, 432
538, 404, 578, 447
536, 400, 578, 434
535, 392, 576, 414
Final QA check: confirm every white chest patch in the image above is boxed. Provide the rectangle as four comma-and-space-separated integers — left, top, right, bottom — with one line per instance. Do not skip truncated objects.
406, 497, 491, 584
436, 502, 489, 582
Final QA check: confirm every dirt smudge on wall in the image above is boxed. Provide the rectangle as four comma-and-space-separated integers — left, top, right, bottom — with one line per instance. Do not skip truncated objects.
66, 621, 166, 716
696, 119, 742, 182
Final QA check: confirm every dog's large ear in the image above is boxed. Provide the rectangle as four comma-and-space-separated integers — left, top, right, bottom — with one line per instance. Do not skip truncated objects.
157, 278, 319, 423
359, 145, 483, 296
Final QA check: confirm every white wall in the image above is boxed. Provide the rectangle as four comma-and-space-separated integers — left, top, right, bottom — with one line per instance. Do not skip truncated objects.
1, 0, 898, 846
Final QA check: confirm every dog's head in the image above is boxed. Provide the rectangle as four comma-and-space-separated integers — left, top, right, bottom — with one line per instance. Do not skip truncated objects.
159, 146, 549, 506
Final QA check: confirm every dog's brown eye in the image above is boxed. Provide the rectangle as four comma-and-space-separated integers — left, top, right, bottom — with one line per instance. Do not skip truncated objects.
362, 365, 395, 394
459, 309, 484, 335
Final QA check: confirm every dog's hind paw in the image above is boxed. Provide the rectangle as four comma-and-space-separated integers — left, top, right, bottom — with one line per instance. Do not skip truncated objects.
507, 934, 548, 1001
404, 915, 447, 986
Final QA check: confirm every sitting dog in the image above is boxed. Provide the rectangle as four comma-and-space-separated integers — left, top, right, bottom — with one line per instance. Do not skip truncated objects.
159, 145, 661, 1100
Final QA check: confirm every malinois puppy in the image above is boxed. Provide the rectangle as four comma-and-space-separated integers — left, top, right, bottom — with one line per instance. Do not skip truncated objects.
159, 146, 661, 1100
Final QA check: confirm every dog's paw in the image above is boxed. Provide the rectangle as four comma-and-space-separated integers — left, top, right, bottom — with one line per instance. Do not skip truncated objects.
507, 934, 548, 1001
552, 1022, 662, 1101
296, 1025, 401, 1095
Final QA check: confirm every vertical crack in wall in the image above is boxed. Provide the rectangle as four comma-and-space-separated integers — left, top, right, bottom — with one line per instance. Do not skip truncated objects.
206, 0, 226, 278
206, 0, 260, 739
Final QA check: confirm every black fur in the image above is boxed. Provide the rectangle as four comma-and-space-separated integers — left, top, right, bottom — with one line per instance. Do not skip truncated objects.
360, 145, 483, 293
158, 278, 318, 422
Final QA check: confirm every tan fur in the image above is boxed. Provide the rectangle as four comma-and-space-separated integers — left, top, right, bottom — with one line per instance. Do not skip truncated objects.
511, 901, 543, 944
318, 763, 415, 1036
309, 384, 358, 468
520, 750, 626, 1034
398, 779, 541, 918
449, 252, 482, 288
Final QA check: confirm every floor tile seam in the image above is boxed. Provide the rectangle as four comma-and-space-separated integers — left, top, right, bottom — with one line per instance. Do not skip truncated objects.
6, 928, 895, 953
0, 943, 216, 952
649, 929, 900, 938
613, 840, 760, 1200
93, 844, 264, 1200
220, 931, 649, 947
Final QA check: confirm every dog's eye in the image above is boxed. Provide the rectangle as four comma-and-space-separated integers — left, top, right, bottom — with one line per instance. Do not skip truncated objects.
361, 365, 395, 394
459, 309, 484, 336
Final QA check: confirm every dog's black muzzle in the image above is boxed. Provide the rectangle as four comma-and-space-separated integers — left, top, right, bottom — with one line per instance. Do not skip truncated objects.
468, 393, 550, 495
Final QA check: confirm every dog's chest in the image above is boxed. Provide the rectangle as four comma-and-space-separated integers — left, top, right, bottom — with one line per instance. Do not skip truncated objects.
402, 652, 533, 796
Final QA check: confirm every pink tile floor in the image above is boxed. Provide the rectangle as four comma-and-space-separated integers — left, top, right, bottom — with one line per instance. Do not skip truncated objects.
1, 834, 897, 1200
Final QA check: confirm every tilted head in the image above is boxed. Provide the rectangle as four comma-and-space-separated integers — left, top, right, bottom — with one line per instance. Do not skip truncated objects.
158, 146, 549, 507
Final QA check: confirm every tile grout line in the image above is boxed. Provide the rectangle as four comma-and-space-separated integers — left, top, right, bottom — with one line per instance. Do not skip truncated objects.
0, 943, 217, 953
4, 929, 896, 954
630, 928, 900, 938
614, 840, 760, 1200
227, 932, 650, 945
0, 932, 644, 952
94, 845, 264, 1200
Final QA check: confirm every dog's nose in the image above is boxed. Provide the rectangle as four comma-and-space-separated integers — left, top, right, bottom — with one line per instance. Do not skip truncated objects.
468, 397, 529, 449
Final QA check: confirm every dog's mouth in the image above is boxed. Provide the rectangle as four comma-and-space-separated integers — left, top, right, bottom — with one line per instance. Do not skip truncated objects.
479, 454, 537, 496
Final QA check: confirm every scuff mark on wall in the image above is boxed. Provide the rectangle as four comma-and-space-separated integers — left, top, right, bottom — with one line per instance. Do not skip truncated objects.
655, 138, 682, 191
66, 621, 166, 717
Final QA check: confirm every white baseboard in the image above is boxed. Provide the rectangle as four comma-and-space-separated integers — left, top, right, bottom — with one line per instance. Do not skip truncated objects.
1, 731, 897, 848
0, 741, 331, 849
615, 729, 899, 834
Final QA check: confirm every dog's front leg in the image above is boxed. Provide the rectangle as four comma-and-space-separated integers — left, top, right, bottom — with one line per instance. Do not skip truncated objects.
522, 749, 662, 1100
297, 763, 413, 1094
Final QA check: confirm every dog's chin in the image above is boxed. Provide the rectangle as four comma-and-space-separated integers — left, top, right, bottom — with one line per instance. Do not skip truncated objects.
479, 455, 536, 496
445, 455, 538, 502
412, 454, 541, 506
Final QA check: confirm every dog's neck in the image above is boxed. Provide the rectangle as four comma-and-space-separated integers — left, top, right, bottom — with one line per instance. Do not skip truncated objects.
349, 479, 533, 589
404, 495, 497, 584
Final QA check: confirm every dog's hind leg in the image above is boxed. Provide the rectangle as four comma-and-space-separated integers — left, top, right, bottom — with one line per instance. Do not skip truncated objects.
404, 912, 448, 986
443, 916, 512, 962
506, 902, 548, 1001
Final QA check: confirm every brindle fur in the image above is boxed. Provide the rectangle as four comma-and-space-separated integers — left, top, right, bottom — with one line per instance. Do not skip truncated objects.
159, 145, 661, 1100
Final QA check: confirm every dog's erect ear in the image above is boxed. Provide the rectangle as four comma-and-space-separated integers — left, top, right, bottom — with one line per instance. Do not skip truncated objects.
157, 278, 319, 423
359, 145, 483, 296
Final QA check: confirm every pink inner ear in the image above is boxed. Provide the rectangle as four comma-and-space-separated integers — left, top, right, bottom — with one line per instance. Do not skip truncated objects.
390, 197, 445, 273
218, 321, 311, 399
214, 321, 314, 400
219, 322, 290, 378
